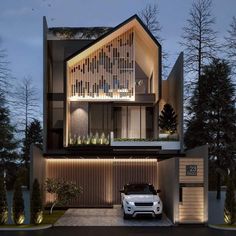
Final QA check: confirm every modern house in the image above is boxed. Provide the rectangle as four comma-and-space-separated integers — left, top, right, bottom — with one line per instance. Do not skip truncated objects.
31, 15, 208, 224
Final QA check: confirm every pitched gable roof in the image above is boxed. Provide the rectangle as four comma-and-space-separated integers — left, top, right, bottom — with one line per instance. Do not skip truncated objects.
66, 14, 161, 66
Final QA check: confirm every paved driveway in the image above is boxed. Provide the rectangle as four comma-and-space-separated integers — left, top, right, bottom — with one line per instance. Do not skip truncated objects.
54, 206, 172, 226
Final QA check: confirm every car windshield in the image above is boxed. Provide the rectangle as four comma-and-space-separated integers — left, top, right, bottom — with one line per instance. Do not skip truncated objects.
125, 184, 155, 195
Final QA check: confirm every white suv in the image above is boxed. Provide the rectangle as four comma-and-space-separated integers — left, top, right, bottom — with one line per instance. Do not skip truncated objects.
120, 183, 163, 219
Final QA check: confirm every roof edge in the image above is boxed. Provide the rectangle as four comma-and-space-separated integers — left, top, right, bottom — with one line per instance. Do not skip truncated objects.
65, 14, 161, 62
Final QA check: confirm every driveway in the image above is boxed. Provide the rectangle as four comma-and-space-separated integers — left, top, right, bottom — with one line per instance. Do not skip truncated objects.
54, 205, 172, 226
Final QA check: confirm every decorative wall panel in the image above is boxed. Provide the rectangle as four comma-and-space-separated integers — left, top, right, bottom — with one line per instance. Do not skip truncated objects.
68, 29, 135, 100
45, 159, 157, 207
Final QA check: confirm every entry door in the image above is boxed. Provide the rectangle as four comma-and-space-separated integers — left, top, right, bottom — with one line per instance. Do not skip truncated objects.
179, 187, 204, 223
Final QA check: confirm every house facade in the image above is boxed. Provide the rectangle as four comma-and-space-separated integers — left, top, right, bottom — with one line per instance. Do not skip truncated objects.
31, 15, 208, 224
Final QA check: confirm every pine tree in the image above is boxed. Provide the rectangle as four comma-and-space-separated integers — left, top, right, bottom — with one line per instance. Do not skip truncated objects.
185, 59, 236, 199
0, 93, 18, 186
159, 103, 177, 134
21, 119, 43, 187
31, 179, 43, 224
22, 119, 43, 162
12, 179, 25, 224
0, 176, 8, 224
224, 174, 236, 225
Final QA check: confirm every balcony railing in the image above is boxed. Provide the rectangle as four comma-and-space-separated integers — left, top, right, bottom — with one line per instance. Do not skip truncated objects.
68, 131, 181, 150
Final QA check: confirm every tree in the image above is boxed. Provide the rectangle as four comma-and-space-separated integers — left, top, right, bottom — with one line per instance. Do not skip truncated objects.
15, 77, 39, 167
225, 16, 236, 75
0, 39, 10, 96
159, 103, 177, 134
22, 119, 43, 171
12, 179, 25, 224
224, 173, 236, 225
0, 176, 8, 224
184, 59, 236, 199
31, 179, 43, 224
180, 0, 218, 101
138, 3, 169, 78
138, 3, 161, 41
0, 93, 18, 186
45, 178, 82, 214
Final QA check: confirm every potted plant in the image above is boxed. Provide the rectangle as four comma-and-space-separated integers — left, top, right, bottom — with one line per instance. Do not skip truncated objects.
99, 132, 106, 145
77, 135, 82, 145
91, 132, 97, 145
159, 103, 177, 139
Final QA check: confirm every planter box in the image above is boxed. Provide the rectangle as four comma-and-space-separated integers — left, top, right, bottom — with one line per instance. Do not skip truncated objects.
111, 141, 181, 150
159, 133, 169, 139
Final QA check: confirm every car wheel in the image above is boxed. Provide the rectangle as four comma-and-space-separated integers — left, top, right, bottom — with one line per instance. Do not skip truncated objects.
123, 213, 131, 219
155, 213, 162, 220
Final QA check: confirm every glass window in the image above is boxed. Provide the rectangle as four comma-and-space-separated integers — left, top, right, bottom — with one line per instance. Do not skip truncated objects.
113, 106, 153, 139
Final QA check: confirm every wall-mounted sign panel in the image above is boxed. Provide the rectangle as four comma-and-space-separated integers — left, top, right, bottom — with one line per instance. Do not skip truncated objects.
186, 165, 198, 176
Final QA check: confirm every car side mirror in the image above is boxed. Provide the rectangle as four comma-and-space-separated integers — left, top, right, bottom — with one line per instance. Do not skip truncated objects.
156, 189, 161, 193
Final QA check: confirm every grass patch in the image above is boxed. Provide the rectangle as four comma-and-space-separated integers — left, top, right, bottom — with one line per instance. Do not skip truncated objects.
215, 224, 236, 228
42, 210, 66, 224
0, 210, 66, 228
0, 224, 35, 228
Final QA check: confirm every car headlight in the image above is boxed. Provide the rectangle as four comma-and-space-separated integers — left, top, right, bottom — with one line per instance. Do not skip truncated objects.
125, 201, 135, 205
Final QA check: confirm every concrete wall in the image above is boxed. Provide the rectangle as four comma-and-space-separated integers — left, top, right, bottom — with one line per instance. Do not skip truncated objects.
30, 145, 45, 190
70, 102, 88, 138
161, 53, 184, 150
158, 157, 178, 223
185, 145, 208, 224
44, 159, 158, 207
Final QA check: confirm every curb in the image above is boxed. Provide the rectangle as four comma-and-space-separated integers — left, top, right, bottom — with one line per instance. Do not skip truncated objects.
0, 224, 52, 231
208, 224, 236, 231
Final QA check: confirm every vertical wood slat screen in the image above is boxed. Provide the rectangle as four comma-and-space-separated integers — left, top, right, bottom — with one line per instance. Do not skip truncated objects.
68, 28, 135, 100
179, 158, 205, 223
179, 187, 204, 223
45, 159, 157, 207
113, 160, 158, 203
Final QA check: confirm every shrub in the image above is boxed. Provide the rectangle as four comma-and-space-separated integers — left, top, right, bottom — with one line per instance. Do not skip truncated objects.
224, 174, 236, 225
45, 178, 82, 214
0, 176, 8, 224
12, 179, 25, 224
31, 179, 43, 224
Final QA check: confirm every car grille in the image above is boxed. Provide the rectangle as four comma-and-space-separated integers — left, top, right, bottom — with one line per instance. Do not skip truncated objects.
134, 202, 153, 206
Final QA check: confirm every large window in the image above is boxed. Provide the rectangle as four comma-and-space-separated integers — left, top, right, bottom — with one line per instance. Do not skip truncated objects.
113, 106, 153, 139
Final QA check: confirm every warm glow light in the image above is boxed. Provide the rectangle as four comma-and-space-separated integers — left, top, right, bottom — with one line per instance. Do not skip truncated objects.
46, 158, 157, 162
16, 214, 25, 225
69, 95, 135, 102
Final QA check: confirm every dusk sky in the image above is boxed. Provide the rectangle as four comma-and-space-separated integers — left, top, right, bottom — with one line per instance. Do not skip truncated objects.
1, 0, 236, 111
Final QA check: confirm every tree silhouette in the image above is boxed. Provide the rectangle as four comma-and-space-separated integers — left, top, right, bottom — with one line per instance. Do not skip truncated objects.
159, 104, 177, 134
184, 59, 236, 199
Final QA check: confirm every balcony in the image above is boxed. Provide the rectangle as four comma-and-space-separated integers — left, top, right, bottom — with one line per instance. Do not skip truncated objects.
67, 132, 181, 151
